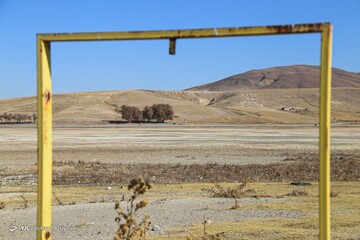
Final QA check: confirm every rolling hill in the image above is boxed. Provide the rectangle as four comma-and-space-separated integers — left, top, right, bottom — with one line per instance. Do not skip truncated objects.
0, 88, 359, 124
186, 65, 360, 91
0, 65, 359, 124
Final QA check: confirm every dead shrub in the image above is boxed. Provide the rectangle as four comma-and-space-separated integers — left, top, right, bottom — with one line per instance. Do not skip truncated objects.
203, 181, 248, 209
114, 177, 152, 240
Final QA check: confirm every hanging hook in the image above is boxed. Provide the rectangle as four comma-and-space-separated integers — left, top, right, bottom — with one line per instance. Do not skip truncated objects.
169, 38, 176, 55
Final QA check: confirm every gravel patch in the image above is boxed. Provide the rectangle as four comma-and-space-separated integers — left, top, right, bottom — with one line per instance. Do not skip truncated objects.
0, 197, 302, 240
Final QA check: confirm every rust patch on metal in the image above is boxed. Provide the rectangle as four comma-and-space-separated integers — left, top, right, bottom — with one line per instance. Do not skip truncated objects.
265, 24, 323, 34
270, 25, 294, 33
44, 90, 51, 104
45, 231, 51, 239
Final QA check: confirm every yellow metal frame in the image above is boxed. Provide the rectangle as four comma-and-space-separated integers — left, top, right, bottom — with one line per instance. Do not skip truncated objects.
37, 23, 332, 240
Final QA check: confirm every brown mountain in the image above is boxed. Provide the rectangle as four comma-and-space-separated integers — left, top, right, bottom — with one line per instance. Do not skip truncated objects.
0, 66, 359, 125
186, 65, 360, 91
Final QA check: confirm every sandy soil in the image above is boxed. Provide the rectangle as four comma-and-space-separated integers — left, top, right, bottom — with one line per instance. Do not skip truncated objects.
1, 124, 359, 168
0, 124, 359, 239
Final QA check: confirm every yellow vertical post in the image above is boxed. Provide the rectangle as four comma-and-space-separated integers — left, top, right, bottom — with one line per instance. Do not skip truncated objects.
37, 38, 53, 240
319, 23, 332, 240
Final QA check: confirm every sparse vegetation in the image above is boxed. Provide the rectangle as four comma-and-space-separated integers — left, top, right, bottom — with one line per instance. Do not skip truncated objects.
114, 177, 152, 240
49, 153, 360, 186
0, 124, 358, 239
116, 104, 174, 123
0, 112, 36, 124
1, 182, 359, 239
203, 182, 249, 209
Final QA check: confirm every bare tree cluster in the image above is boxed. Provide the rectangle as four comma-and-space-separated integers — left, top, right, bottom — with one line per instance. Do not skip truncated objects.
0, 112, 37, 124
117, 104, 174, 123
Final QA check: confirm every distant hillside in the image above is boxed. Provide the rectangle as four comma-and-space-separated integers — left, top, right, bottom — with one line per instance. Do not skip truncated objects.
186, 65, 360, 91
0, 88, 359, 124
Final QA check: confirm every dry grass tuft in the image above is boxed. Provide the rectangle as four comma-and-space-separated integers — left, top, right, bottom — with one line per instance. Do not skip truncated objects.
186, 217, 223, 240
330, 190, 340, 198
20, 194, 28, 208
286, 189, 309, 197
53, 192, 64, 205
201, 217, 222, 240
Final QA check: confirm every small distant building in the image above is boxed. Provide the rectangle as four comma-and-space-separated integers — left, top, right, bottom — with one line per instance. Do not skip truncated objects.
281, 107, 294, 112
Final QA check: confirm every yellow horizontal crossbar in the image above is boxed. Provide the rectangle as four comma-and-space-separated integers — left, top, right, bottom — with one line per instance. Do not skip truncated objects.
37, 23, 330, 42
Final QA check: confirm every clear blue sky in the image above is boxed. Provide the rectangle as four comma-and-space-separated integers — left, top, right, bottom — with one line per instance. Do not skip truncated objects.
0, 0, 359, 98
